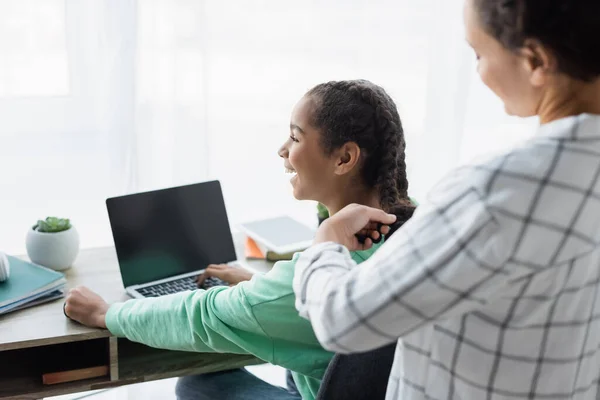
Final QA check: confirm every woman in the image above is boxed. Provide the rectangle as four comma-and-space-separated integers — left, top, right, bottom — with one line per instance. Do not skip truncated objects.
293, 1, 600, 399
64, 79, 416, 400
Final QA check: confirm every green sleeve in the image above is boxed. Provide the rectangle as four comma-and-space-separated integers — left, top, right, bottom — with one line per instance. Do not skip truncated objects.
105, 284, 275, 362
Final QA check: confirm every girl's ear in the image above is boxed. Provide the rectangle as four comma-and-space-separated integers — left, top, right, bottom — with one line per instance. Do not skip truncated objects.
334, 142, 360, 176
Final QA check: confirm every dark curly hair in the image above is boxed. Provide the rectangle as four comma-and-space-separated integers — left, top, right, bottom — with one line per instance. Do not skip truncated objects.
306, 79, 415, 228
474, 0, 600, 82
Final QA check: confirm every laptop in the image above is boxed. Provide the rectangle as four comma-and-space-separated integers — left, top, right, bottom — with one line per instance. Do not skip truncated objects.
106, 180, 243, 299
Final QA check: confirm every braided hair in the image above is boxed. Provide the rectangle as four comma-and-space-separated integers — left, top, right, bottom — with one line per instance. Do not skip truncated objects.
306, 79, 415, 230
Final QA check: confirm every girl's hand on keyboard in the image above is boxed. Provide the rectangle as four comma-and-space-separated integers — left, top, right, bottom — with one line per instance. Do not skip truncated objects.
196, 264, 253, 287
64, 286, 109, 329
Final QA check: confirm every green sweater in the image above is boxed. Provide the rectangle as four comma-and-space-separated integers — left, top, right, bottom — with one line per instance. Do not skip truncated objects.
106, 244, 380, 400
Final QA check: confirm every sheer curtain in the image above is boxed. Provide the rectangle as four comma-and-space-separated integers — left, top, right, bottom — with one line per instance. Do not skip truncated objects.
0, 0, 536, 254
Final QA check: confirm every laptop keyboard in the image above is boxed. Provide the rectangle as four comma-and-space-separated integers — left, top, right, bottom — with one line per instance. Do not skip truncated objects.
137, 275, 227, 297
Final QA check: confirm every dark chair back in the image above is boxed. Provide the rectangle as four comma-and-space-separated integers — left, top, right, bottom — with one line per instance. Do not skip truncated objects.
315, 342, 397, 400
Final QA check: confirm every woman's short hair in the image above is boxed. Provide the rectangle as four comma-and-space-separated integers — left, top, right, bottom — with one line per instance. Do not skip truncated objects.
475, 0, 600, 81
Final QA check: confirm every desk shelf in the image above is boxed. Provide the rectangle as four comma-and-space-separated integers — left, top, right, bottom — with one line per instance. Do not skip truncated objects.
0, 337, 112, 400
0, 336, 264, 400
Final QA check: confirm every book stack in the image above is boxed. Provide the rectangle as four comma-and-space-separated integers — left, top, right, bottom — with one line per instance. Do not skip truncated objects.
244, 237, 296, 262
0, 255, 66, 315
239, 216, 316, 262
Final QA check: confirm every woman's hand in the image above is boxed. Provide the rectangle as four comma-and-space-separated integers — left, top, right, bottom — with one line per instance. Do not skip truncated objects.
64, 286, 110, 329
315, 204, 397, 251
197, 264, 254, 287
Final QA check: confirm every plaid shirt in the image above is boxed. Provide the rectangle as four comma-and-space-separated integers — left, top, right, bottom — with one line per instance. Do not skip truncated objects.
294, 113, 600, 399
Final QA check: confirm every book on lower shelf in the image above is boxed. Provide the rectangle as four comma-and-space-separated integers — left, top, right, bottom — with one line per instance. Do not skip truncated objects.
42, 365, 109, 385
0, 255, 66, 315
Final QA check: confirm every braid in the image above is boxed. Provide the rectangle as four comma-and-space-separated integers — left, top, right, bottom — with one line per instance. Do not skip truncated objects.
396, 142, 409, 198
355, 84, 404, 211
372, 85, 411, 202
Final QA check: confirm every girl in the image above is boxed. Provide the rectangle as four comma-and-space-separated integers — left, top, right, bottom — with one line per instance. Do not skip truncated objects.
64, 79, 416, 400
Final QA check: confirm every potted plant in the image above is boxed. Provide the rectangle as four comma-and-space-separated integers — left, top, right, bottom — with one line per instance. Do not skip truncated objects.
317, 202, 329, 226
26, 217, 79, 271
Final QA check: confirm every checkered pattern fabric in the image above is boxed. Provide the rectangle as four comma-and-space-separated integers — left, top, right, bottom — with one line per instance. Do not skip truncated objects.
293, 114, 600, 399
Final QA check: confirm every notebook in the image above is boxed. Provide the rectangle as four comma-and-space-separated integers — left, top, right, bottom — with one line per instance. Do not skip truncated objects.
0, 289, 65, 315
0, 256, 66, 309
238, 216, 315, 255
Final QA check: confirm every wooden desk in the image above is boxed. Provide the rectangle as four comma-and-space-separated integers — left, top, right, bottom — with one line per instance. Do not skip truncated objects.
0, 243, 273, 400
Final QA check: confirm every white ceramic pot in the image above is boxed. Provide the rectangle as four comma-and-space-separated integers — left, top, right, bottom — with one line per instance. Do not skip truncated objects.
26, 226, 80, 271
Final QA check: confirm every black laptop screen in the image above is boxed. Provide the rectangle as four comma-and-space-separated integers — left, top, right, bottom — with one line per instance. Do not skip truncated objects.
106, 180, 237, 287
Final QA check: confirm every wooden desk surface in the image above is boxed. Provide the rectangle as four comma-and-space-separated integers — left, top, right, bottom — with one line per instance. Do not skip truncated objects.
0, 238, 273, 350
0, 239, 274, 399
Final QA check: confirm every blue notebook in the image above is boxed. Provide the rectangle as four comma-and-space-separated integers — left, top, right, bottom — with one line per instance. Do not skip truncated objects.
0, 288, 65, 315
0, 256, 66, 309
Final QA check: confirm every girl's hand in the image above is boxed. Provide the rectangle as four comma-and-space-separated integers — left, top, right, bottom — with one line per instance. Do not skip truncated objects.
64, 286, 109, 329
197, 264, 254, 287
315, 204, 397, 250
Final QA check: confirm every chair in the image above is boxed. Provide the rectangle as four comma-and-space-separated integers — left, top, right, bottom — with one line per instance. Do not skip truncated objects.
315, 342, 397, 400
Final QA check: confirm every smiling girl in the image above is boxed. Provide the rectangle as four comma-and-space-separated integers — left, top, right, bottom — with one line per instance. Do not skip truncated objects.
64, 79, 416, 400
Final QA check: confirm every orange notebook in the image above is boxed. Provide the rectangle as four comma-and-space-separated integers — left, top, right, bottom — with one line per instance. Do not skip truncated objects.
245, 237, 265, 259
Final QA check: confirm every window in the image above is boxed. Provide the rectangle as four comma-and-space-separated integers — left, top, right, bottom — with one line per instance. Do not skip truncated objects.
0, 0, 69, 97
0, 0, 534, 254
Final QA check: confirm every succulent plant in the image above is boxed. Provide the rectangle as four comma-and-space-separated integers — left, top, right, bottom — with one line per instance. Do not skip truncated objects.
34, 217, 72, 233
